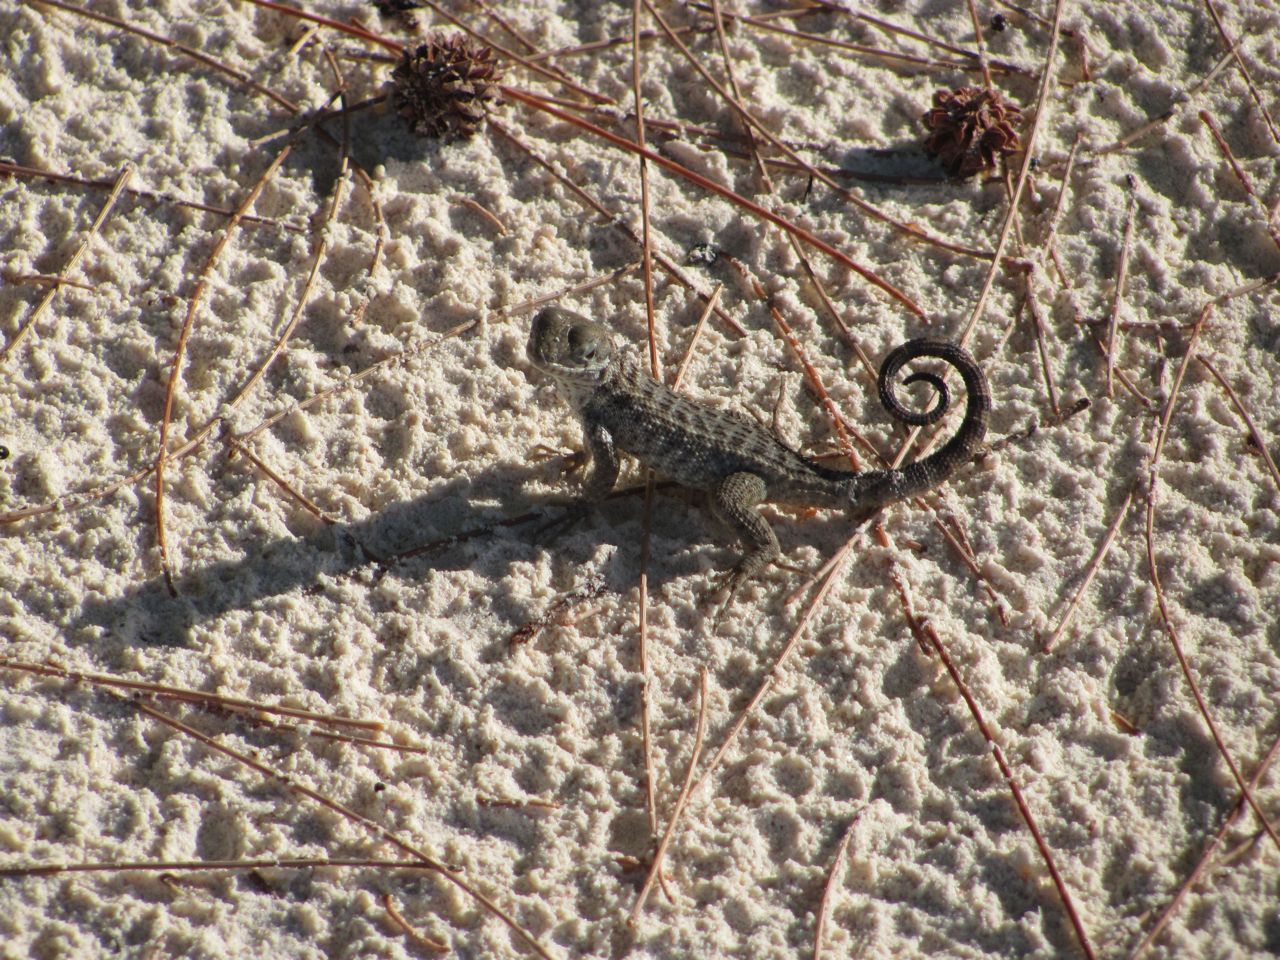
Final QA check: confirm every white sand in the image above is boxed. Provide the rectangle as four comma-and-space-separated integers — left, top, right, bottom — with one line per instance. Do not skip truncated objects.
2, 1, 1278, 957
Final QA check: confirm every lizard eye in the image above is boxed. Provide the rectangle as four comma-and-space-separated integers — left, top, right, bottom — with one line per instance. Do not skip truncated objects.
567, 325, 601, 363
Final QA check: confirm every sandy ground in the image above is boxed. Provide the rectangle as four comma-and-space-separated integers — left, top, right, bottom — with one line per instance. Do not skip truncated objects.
1, 1, 1279, 957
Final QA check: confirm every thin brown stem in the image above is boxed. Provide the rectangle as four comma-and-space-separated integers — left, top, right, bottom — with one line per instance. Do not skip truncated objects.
1106, 182, 1138, 397
1093, 51, 1232, 155
631, 0, 659, 378
689, 535, 856, 800
0, 161, 301, 234
489, 118, 745, 336
154, 145, 292, 594
1023, 269, 1061, 416
501, 85, 926, 319
241, 0, 399, 51
1085, 328, 1157, 410
1145, 301, 1280, 855
692, 4, 1015, 76
882, 530, 1097, 959
1202, 0, 1280, 146
958, 0, 1065, 347
1200, 110, 1280, 254
637, 472, 660, 845
1042, 132, 1082, 287
804, 0, 1028, 73
26, 0, 300, 111
382, 894, 449, 953
0, 856, 444, 879
670, 284, 723, 391
1127, 727, 1280, 958
630, 668, 709, 923
134, 700, 554, 958
1, 164, 132, 363
1197, 356, 1280, 496
0, 273, 96, 291
813, 815, 861, 960
0, 657, 384, 730
454, 195, 509, 235
709, 0, 773, 192
963, 0, 994, 89
1043, 484, 1135, 651
227, 438, 338, 525
717, 252, 859, 466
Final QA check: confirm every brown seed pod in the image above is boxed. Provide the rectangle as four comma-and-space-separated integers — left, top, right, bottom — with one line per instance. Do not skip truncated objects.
922, 86, 1022, 178
389, 34, 502, 142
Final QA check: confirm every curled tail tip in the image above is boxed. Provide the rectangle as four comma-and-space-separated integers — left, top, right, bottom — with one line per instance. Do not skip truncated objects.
877, 338, 989, 430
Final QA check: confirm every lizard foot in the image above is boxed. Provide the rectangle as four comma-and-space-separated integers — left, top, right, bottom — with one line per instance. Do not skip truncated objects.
704, 565, 752, 628
529, 444, 587, 477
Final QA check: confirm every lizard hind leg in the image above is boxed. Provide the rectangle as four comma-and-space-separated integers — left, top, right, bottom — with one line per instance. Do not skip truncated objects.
708, 471, 778, 600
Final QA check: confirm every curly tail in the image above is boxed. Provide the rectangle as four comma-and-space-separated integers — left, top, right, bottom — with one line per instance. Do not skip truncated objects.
853, 339, 990, 515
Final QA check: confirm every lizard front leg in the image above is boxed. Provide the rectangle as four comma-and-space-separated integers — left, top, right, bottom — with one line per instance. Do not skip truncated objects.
534, 419, 620, 543
579, 417, 620, 502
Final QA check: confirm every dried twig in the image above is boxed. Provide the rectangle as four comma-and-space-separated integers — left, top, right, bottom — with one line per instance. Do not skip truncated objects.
227, 437, 339, 525
0, 658, 384, 731
1197, 356, 1280, 495
154, 146, 293, 594
501, 85, 926, 318
382, 894, 449, 954
883, 530, 1097, 959
670, 284, 723, 391
0, 856, 452, 879
1092, 51, 1233, 155
957, 0, 1065, 347
1, 164, 132, 362
133, 699, 554, 958
1145, 294, 1280, 856
0, 160, 301, 234
26, 0, 299, 110
631, 0, 659, 378
1106, 182, 1138, 397
689, 534, 856, 801
454, 195, 509, 235
630, 667, 709, 922
691, 3, 1019, 76
1200, 110, 1280, 254
813, 816, 861, 960
1202, 0, 1280, 146
489, 118, 745, 336
1042, 485, 1135, 651
1128, 727, 1280, 958
636, 472, 661, 846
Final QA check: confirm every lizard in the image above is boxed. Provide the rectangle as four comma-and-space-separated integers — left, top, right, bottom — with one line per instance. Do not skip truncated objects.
525, 305, 991, 594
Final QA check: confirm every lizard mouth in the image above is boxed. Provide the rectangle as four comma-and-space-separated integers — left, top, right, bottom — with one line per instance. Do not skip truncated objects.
526, 308, 559, 371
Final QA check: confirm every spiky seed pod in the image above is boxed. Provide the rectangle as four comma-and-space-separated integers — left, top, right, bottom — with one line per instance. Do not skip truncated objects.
922, 86, 1022, 178
389, 34, 501, 142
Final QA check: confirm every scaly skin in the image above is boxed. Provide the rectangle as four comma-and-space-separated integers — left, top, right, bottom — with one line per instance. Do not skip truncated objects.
526, 306, 991, 588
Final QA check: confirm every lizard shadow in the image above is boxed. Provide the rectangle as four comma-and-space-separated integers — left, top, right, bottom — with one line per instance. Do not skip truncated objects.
65, 463, 746, 651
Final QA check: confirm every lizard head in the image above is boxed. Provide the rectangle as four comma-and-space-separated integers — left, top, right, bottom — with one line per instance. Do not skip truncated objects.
526, 307, 616, 386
